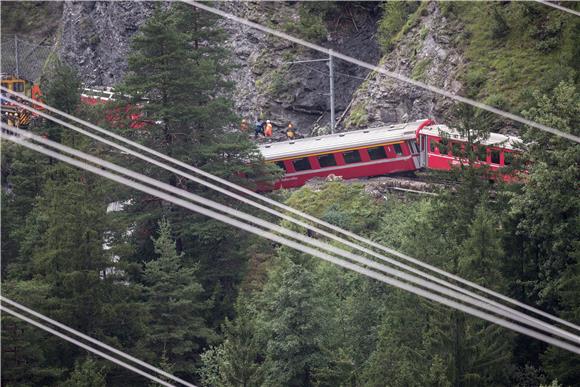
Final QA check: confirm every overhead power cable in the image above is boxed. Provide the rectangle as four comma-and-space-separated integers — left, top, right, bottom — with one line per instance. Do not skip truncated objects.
2, 130, 580, 355
4, 121, 580, 347
180, 0, 579, 144
0, 304, 178, 387
4, 89, 579, 335
535, 0, 580, 17
6, 123, 579, 346
0, 296, 197, 387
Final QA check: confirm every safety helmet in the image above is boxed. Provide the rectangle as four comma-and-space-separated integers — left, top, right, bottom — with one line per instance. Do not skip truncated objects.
266, 120, 271, 123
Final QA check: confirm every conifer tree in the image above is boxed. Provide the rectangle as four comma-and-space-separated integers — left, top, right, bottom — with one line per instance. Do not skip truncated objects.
61, 357, 107, 387
259, 263, 326, 386
142, 218, 213, 376
118, 2, 278, 330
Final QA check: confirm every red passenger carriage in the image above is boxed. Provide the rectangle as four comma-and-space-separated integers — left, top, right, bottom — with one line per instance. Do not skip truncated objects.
259, 119, 522, 189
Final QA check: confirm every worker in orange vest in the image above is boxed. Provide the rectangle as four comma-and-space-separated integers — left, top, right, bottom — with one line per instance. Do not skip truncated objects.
264, 120, 273, 137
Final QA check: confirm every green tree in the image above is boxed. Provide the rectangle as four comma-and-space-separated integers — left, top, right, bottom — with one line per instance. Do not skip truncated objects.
120, 3, 234, 154
61, 357, 106, 387
259, 263, 326, 386
142, 218, 213, 376
199, 299, 263, 387
508, 81, 579, 309
117, 3, 278, 329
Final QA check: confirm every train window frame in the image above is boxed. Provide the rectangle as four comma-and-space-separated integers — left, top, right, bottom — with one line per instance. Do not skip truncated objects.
451, 142, 462, 157
292, 157, 312, 171
343, 150, 362, 164
367, 146, 388, 160
430, 139, 439, 153
437, 138, 449, 155
504, 151, 513, 166
409, 140, 419, 154
393, 143, 404, 156
317, 153, 337, 168
490, 149, 500, 164
477, 145, 487, 161
275, 161, 287, 171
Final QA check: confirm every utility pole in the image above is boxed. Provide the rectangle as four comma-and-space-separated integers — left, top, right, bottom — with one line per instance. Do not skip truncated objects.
328, 50, 335, 134
282, 52, 336, 134
14, 35, 19, 78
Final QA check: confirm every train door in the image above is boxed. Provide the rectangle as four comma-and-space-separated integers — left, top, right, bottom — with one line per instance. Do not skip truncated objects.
418, 135, 428, 168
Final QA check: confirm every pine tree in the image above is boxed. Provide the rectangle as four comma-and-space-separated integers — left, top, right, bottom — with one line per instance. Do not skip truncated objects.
259, 263, 326, 387
142, 218, 213, 376
117, 3, 278, 328
199, 298, 263, 387
61, 357, 107, 387
120, 3, 235, 155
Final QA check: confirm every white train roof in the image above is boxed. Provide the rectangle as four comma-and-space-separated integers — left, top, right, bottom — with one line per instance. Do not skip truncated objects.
259, 119, 428, 161
420, 125, 522, 150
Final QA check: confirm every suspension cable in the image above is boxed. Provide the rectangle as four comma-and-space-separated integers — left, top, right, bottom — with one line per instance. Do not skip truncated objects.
2, 131, 579, 355
0, 296, 197, 387
0, 305, 178, 387
3, 90, 579, 334
4, 122, 580, 345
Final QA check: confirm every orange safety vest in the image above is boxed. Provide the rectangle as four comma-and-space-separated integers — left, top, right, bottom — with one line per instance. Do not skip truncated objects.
264, 123, 273, 137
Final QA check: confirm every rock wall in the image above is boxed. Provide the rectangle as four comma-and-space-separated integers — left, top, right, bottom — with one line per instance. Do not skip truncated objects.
55, 2, 463, 135
58, 1, 382, 136
60, 1, 155, 86
217, 2, 382, 136
341, 2, 465, 130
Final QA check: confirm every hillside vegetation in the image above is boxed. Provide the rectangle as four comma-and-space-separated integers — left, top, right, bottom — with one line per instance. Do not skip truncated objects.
1, 2, 579, 386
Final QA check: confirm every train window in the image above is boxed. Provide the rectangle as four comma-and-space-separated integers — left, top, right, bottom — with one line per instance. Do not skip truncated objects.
367, 146, 387, 160
437, 138, 449, 155
14, 82, 24, 92
491, 150, 500, 164
393, 143, 403, 156
477, 145, 487, 161
409, 140, 419, 154
292, 157, 311, 171
275, 161, 287, 171
317, 154, 337, 168
343, 150, 362, 164
504, 152, 513, 166
430, 139, 438, 153
451, 142, 462, 156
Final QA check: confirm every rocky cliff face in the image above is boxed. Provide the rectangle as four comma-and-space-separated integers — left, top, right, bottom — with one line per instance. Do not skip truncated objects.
58, 1, 382, 135
27, 1, 462, 135
60, 1, 155, 86
341, 2, 465, 130
218, 2, 382, 135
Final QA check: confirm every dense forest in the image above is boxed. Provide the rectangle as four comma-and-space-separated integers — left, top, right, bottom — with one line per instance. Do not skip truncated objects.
1, 2, 579, 386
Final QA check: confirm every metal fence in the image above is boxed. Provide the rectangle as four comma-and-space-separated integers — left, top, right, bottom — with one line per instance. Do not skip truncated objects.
1, 35, 56, 81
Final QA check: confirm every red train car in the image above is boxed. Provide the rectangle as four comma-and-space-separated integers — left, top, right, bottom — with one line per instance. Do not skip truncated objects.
259, 119, 522, 189
81, 87, 149, 130
418, 124, 522, 181
259, 120, 428, 189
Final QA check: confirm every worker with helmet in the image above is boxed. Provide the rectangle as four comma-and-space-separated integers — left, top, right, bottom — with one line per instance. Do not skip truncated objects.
240, 118, 249, 132
255, 119, 264, 138
264, 120, 273, 137
286, 122, 296, 140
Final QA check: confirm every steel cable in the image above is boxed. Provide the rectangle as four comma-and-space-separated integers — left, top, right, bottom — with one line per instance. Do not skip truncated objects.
3, 89, 579, 335
2, 130, 580, 355
3, 122, 580, 346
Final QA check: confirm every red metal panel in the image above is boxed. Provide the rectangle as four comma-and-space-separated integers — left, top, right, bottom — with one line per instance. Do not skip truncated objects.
275, 157, 417, 189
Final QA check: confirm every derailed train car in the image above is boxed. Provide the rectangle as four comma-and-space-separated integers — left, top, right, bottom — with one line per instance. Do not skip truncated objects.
258, 119, 522, 190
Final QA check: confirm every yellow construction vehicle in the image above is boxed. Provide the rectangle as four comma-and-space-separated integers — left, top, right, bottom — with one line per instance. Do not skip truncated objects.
1, 74, 43, 129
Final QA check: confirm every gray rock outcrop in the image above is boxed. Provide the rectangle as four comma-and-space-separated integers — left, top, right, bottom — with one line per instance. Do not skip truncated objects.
341, 2, 465, 130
